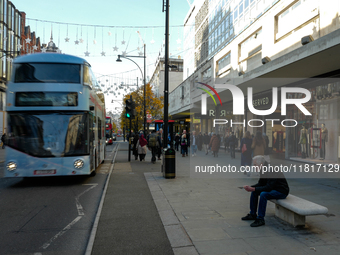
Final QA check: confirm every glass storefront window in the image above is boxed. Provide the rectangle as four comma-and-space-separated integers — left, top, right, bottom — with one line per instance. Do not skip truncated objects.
0, 0, 3, 22
4, 0, 7, 24
7, 3, 11, 30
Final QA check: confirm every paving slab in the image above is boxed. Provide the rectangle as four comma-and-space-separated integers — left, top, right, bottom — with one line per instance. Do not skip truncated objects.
143, 149, 340, 255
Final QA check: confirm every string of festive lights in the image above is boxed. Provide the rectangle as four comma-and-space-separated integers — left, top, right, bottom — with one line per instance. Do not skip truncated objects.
26, 17, 195, 28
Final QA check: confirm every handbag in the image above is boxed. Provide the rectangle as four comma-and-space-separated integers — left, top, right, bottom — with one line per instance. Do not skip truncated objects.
242, 143, 247, 153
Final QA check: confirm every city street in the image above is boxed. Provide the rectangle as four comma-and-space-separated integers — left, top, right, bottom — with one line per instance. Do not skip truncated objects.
1, 138, 340, 254
1, 0, 340, 254
0, 143, 116, 255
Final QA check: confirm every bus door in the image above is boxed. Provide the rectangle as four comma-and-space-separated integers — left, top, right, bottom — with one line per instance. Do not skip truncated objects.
89, 113, 94, 171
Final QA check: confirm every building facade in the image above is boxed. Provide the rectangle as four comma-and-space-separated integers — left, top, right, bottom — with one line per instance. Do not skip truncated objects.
20, 12, 41, 55
149, 57, 183, 97
0, 2, 45, 136
0, 0, 22, 135
171, 0, 340, 163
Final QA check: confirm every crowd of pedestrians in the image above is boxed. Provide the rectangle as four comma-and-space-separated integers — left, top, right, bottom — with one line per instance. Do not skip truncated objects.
174, 130, 270, 170
130, 128, 270, 169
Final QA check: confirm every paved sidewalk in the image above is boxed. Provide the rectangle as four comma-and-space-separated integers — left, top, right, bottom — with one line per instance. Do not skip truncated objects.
91, 144, 340, 255
90, 143, 174, 255
146, 149, 340, 255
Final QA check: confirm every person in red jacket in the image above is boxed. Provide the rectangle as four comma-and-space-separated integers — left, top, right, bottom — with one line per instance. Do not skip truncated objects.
242, 155, 289, 227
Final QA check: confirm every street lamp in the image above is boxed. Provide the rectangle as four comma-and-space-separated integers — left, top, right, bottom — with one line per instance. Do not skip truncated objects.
116, 45, 146, 135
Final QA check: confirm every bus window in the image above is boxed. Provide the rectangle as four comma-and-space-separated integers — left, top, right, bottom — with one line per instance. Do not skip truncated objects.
14, 63, 80, 83
83, 65, 93, 87
7, 112, 89, 157
98, 118, 102, 139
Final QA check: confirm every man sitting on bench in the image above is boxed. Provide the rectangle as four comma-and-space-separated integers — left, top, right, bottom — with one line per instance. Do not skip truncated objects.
242, 155, 290, 227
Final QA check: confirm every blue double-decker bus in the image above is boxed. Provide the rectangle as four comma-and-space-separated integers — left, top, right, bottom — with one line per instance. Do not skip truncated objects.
5, 53, 106, 177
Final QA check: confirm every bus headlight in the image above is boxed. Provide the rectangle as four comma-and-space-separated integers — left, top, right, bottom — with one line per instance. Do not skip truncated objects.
7, 162, 17, 171
74, 159, 84, 169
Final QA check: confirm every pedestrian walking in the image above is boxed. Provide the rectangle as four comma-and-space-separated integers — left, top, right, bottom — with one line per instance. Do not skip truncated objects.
197, 132, 203, 151
224, 132, 229, 153
181, 130, 188, 157
203, 132, 210, 155
227, 132, 237, 158
240, 131, 253, 168
251, 131, 266, 157
136, 134, 148, 161
263, 133, 270, 163
157, 129, 163, 160
186, 131, 190, 156
191, 131, 198, 156
209, 133, 220, 157
148, 130, 158, 164
174, 133, 180, 151
208, 132, 212, 152
132, 133, 139, 160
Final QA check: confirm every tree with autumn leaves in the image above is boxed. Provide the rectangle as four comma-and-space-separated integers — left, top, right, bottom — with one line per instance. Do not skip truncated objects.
111, 121, 117, 133
119, 83, 163, 134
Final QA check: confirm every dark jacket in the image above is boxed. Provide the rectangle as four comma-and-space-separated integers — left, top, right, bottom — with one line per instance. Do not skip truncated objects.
263, 135, 269, 155
157, 133, 162, 148
203, 134, 210, 144
227, 134, 237, 146
251, 162, 289, 195
175, 134, 180, 144
1, 134, 6, 143
197, 134, 203, 149
132, 134, 139, 156
240, 137, 252, 158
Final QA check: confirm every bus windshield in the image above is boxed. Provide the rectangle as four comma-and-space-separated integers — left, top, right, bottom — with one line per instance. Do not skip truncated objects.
13, 63, 81, 83
7, 112, 89, 157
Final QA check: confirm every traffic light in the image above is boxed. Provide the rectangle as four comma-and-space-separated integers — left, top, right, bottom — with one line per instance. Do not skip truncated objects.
125, 98, 132, 118
125, 96, 135, 119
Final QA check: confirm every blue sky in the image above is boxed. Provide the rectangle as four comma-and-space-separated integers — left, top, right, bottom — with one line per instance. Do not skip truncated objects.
12, 0, 191, 109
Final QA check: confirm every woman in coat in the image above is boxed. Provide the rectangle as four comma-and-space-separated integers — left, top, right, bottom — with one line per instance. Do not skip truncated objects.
181, 132, 188, 157
209, 133, 220, 157
197, 132, 203, 151
136, 134, 148, 161
251, 131, 266, 157
240, 131, 253, 167
174, 133, 181, 151
132, 134, 140, 160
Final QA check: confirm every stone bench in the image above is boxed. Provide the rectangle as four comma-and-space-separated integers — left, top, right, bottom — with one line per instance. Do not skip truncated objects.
269, 195, 328, 227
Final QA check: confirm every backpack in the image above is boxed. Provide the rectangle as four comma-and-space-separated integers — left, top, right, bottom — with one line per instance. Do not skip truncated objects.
149, 134, 157, 147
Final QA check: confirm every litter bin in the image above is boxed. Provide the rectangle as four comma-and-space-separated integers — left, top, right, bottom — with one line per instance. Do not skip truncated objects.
163, 148, 176, 179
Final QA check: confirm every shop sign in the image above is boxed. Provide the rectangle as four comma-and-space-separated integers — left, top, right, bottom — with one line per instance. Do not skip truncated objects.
201, 84, 312, 116
252, 96, 271, 109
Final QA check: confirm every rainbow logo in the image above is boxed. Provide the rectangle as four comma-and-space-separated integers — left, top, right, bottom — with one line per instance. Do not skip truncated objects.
197, 82, 223, 106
